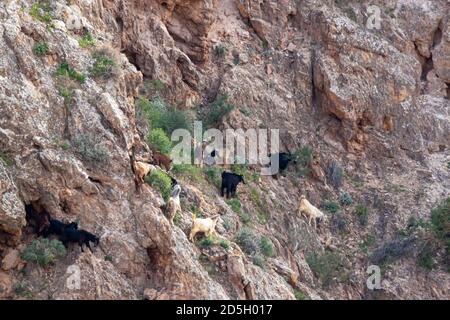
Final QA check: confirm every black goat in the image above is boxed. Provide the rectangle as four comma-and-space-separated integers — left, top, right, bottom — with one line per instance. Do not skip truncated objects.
43, 218, 78, 238
60, 228, 100, 252
221, 171, 246, 198
269, 152, 297, 174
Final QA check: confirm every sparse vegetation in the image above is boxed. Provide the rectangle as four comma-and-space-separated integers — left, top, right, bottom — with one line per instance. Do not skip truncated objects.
199, 235, 215, 248
55, 62, 86, 84
104, 255, 113, 262
235, 227, 260, 255
173, 212, 182, 226
359, 234, 376, 254
219, 239, 230, 250
72, 134, 109, 164
0, 153, 13, 166
203, 166, 222, 189
227, 199, 250, 224
260, 236, 274, 257
33, 41, 49, 56
323, 201, 340, 214
145, 169, 172, 201
79, 32, 95, 48
417, 241, 435, 271
355, 205, 369, 226
91, 50, 116, 79
213, 44, 228, 59
252, 254, 266, 268
172, 164, 202, 182
329, 212, 348, 235
294, 289, 308, 300
147, 128, 172, 155
294, 146, 313, 177
204, 95, 235, 127
306, 251, 345, 287
339, 192, 353, 206
21, 239, 66, 267
137, 97, 192, 136
370, 236, 416, 266
58, 86, 73, 105
29, 1, 54, 26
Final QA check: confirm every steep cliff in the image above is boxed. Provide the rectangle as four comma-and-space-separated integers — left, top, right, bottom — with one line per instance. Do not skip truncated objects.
0, 0, 449, 300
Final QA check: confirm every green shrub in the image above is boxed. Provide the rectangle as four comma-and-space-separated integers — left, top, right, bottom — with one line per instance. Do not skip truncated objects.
145, 169, 172, 201
199, 235, 215, 248
355, 205, 369, 226
359, 234, 375, 254
252, 254, 266, 268
137, 97, 192, 135
417, 242, 435, 271
72, 134, 109, 164
104, 255, 113, 262
213, 44, 228, 59
219, 239, 230, 250
147, 128, 172, 155
22, 239, 66, 267
235, 227, 259, 255
203, 166, 222, 188
55, 62, 86, 84
205, 95, 235, 126
91, 50, 116, 79
29, 1, 53, 25
33, 41, 49, 56
0, 153, 13, 166
294, 146, 313, 177
339, 192, 353, 206
227, 199, 250, 224
58, 86, 73, 105
370, 236, 416, 266
260, 236, 274, 257
306, 251, 344, 287
294, 289, 308, 300
173, 212, 182, 226
172, 164, 202, 182
78, 32, 95, 48
430, 197, 450, 250
323, 201, 340, 214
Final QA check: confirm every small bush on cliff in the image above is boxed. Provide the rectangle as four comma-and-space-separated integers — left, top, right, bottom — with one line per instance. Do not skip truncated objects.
79, 32, 95, 48
355, 205, 369, 226
0, 153, 13, 166
340, 192, 353, 206
91, 49, 116, 79
203, 166, 222, 188
323, 201, 340, 214
260, 236, 274, 257
72, 134, 109, 164
145, 169, 172, 201
294, 146, 313, 177
33, 41, 49, 56
235, 227, 260, 255
306, 251, 345, 287
137, 97, 192, 136
147, 128, 172, 155
29, 1, 54, 25
172, 164, 202, 182
55, 62, 86, 84
204, 95, 235, 126
22, 239, 66, 267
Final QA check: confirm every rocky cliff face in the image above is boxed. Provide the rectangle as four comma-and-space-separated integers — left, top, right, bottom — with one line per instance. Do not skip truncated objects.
0, 0, 449, 300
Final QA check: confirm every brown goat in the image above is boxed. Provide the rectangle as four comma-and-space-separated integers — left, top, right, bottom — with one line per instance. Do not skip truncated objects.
152, 151, 172, 171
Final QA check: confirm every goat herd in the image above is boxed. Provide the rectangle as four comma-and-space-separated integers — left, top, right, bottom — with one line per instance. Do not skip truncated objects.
23, 151, 326, 256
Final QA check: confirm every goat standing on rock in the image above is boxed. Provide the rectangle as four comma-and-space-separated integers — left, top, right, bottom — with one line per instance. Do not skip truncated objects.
221, 171, 245, 198
165, 184, 182, 224
189, 214, 220, 242
297, 195, 327, 230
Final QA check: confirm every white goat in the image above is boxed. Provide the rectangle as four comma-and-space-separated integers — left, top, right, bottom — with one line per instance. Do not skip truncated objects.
166, 184, 182, 224
134, 161, 156, 184
189, 213, 220, 242
297, 195, 327, 230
